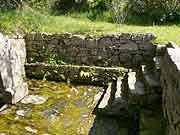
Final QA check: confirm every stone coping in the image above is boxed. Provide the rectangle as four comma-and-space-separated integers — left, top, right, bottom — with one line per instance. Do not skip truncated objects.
25, 63, 128, 71
25, 63, 128, 84
25, 32, 156, 42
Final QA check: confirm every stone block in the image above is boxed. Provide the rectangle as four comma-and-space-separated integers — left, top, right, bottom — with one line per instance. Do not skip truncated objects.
0, 33, 28, 104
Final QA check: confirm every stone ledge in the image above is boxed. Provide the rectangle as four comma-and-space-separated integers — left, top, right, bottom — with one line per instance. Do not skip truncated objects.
25, 63, 128, 85
25, 32, 156, 67
25, 32, 156, 42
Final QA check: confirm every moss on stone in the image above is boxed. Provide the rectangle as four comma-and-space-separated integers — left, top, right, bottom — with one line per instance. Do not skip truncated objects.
0, 80, 103, 135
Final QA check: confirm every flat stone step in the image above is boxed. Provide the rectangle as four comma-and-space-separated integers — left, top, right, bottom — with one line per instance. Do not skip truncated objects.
128, 72, 145, 96
94, 78, 128, 116
98, 83, 112, 109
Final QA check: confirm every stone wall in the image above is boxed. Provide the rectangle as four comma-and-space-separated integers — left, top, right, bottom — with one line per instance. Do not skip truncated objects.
25, 33, 156, 68
24, 32, 161, 110
5, 31, 180, 135
160, 47, 180, 135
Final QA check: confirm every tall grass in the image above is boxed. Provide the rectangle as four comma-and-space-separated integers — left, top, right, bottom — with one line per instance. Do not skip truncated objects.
0, 8, 180, 45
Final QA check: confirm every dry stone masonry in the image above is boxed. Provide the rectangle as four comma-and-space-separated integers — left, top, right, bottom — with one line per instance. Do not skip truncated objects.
1, 32, 180, 135
25, 33, 156, 67
160, 46, 180, 135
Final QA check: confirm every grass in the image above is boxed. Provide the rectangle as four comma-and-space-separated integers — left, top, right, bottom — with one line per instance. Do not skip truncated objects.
0, 8, 180, 44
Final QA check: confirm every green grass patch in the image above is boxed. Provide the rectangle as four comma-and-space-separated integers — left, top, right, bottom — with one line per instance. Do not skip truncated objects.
0, 9, 180, 45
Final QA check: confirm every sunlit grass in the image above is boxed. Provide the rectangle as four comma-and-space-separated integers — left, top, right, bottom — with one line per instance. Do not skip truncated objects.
0, 9, 180, 45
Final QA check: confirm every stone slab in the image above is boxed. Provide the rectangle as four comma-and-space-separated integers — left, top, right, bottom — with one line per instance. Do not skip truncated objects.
0, 33, 28, 104
167, 48, 180, 70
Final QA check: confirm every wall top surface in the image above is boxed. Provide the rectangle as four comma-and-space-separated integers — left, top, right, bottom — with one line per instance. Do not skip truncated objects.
167, 48, 180, 70
25, 32, 156, 42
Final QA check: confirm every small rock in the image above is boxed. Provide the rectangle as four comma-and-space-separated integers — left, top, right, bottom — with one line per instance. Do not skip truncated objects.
77, 127, 85, 135
43, 109, 58, 121
87, 88, 92, 92
25, 126, 38, 134
82, 114, 88, 118
83, 92, 87, 96
51, 86, 57, 90
16, 110, 26, 117
0, 133, 11, 135
14, 116, 19, 120
30, 87, 40, 91
21, 95, 47, 105
71, 87, 79, 95
74, 99, 86, 107
67, 94, 71, 98
0, 104, 8, 112
64, 119, 73, 127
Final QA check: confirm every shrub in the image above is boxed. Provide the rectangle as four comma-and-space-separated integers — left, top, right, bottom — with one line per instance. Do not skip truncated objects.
53, 0, 90, 14
87, 0, 111, 21
129, 0, 180, 23
108, 0, 180, 24
0, 0, 56, 11
0, 0, 24, 10
107, 0, 130, 23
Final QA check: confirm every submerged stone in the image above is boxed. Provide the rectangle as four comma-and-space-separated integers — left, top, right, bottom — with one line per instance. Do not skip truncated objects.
43, 109, 59, 121
21, 95, 47, 104
74, 99, 86, 107
25, 126, 38, 134
16, 110, 26, 117
0, 79, 164, 135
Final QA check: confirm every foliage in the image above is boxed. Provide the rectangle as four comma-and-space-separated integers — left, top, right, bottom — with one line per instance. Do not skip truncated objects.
1, 9, 180, 45
0, 9, 47, 34
53, 0, 89, 13
131, 0, 180, 23
109, 0, 180, 23
108, 0, 130, 24
1, 0, 180, 23
0, 0, 24, 10
87, 0, 112, 21
88, 0, 108, 12
0, 0, 56, 11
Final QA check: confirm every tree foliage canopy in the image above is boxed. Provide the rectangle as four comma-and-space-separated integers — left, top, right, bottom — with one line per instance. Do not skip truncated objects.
0, 0, 180, 23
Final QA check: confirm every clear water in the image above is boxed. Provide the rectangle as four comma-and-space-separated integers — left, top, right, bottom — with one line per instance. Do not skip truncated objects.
0, 80, 164, 135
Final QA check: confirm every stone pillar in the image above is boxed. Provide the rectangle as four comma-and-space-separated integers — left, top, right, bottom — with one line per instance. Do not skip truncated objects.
0, 33, 28, 104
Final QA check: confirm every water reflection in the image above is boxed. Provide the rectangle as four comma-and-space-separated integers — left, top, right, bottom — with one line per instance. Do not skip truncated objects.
88, 112, 139, 135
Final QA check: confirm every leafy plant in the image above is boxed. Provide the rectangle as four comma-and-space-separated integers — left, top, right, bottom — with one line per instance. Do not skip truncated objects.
107, 0, 180, 24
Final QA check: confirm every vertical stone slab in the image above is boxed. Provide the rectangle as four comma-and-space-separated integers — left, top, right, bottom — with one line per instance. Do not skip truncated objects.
96, 77, 128, 115
0, 33, 28, 104
161, 48, 180, 135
